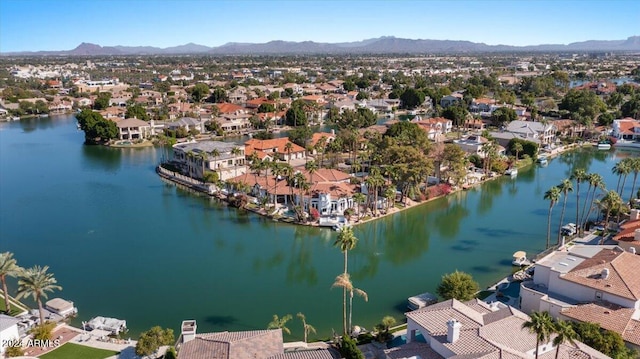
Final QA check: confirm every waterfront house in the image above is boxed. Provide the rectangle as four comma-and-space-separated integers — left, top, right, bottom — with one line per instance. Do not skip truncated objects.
245, 138, 306, 162
173, 141, 246, 181
398, 298, 608, 359
612, 118, 640, 141
308, 132, 336, 155
115, 117, 152, 140
414, 117, 453, 140
453, 135, 505, 158
520, 244, 640, 349
469, 97, 496, 116
176, 320, 334, 359
166, 117, 206, 134
295, 168, 356, 216
505, 120, 556, 144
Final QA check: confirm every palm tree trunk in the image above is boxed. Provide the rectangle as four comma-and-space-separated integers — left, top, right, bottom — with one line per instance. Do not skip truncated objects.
1, 276, 10, 314
575, 183, 581, 228
535, 338, 540, 359
342, 288, 347, 335
616, 174, 622, 194
629, 173, 639, 203
348, 290, 353, 335
580, 185, 592, 228
37, 296, 45, 325
555, 345, 560, 359
557, 196, 569, 245
547, 206, 553, 249
622, 174, 629, 196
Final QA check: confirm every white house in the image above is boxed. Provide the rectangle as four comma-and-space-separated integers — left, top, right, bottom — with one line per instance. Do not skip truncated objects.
398, 298, 609, 359
115, 118, 152, 140
612, 118, 640, 141
453, 135, 506, 158
520, 244, 640, 349
173, 141, 246, 181
0, 314, 21, 355
504, 120, 556, 145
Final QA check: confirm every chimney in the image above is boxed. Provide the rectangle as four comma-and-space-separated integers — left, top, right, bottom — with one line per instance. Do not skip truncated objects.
631, 209, 640, 220
447, 319, 462, 343
630, 247, 637, 255
181, 320, 197, 343
634, 229, 640, 242
601, 268, 610, 280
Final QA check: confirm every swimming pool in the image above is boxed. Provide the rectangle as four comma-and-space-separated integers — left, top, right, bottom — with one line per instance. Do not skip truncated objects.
389, 332, 426, 347
498, 281, 522, 298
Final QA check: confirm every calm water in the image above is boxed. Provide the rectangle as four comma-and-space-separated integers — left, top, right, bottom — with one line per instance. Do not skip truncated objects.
1, 115, 637, 340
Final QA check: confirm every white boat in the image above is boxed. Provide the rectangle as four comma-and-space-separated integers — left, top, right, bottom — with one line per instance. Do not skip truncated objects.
504, 168, 518, 176
408, 292, 438, 311
537, 156, 548, 165
86, 316, 127, 335
597, 141, 611, 150
512, 251, 531, 266
613, 140, 640, 149
561, 223, 577, 236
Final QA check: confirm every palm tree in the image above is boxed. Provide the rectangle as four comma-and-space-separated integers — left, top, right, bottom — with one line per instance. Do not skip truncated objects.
271, 162, 283, 207
522, 311, 555, 359
353, 192, 366, 219
583, 174, 605, 230
544, 186, 561, 249
316, 136, 328, 168
553, 319, 579, 359
612, 160, 630, 193
280, 164, 293, 205
628, 158, 640, 204
570, 169, 588, 230
598, 190, 624, 231
209, 148, 221, 179
285, 142, 293, 165
513, 142, 524, 162
557, 179, 573, 245
296, 312, 316, 343
305, 160, 319, 191
0, 252, 22, 314
333, 227, 358, 334
384, 186, 396, 210
618, 158, 633, 196
579, 173, 596, 229
231, 147, 242, 178
366, 168, 385, 216
332, 273, 368, 335
16, 266, 62, 325
267, 314, 293, 335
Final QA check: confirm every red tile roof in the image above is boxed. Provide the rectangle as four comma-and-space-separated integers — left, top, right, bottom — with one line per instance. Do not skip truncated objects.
216, 102, 246, 114
245, 138, 306, 155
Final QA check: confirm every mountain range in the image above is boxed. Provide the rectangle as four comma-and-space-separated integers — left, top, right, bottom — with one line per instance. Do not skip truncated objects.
3, 36, 640, 56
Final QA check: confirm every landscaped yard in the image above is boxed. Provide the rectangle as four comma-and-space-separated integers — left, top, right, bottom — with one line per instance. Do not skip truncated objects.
0, 294, 28, 316
39, 343, 119, 359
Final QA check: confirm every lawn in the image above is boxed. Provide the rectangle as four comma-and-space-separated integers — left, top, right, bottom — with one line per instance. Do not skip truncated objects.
0, 294, 28, 316
39, 343, 119, 359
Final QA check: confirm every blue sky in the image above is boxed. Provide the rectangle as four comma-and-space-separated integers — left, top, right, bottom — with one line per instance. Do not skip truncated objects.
1, 0, 638, 52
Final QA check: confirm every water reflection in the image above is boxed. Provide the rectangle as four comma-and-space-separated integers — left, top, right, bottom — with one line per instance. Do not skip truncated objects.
19, 117, 57, 132
82, 145, 122, 172
434, 196, 469, 239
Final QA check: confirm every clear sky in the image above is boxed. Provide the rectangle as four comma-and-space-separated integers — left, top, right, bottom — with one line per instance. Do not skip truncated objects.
1, 0, 638, 52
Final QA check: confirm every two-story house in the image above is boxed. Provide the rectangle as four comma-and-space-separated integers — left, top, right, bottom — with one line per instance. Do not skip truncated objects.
520, 244, 640, 349
173, 141, 246, 181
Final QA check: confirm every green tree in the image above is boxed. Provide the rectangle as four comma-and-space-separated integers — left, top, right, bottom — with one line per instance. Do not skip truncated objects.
208, 87, 228, 103
621, 95, 640, 119
544, 186, 561, 249
559, 89, 606, 125
441, 104, 469, 127
285, 100, 308, 127
522, 311, 555, 359
337, 335, 365, 359
332, 273, 368, 335
553, 319, 579, 359
491, 107, 518, 126
374, 315, 397, 343
343, 80, 356, 92
0, 252, 22, 314
597, 190, 624, 230
257, 103, 276, 113
189, 83, 210, 103
29, 321, 56, 340
16, 266, 62, 325
93, 92, 111, 110
125, 103, 149, 121
135, 326, 175, 357
267, 314, 292, 335
164, 346, 177, 359
512, 142, 524, 160
4, 346, 25, 357
436, 270, 479, 301
76, 109, 118, 144
400, 88, 425, 110
356, 91, 369, 100
296, 312, 316, 343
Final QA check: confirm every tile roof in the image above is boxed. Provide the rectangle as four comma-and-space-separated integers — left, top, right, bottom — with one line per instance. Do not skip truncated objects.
267, 349, 336, 359
561, 248, 640, 300
612, 219, 640, 241
178, 329, 283, 359
116, 118, 149, 128
216, 102, 246, 114
384, 341, 444, 359
245, 138, 306, 155
561, 302, 640, 345
308, 132, 335, 147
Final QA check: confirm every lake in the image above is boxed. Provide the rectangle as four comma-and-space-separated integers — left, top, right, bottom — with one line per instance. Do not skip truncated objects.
0, 114, 636, 340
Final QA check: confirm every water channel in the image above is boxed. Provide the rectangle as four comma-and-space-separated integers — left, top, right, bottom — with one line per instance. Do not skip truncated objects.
1, 114, 637, 340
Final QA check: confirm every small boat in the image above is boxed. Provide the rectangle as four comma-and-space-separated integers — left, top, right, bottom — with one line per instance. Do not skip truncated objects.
408, 292, 438, 311
504, 168, 518, 176
597, 141, 611, 150
561, 223, 577, 236
537, 156, 548, 165
512, 251, 530, 266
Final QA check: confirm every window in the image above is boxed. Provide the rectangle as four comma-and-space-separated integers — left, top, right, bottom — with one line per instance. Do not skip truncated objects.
595, 291, 603, 300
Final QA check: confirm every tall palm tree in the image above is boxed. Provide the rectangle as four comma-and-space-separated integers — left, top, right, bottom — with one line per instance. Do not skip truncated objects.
333, 227, 358, 334
544, 186, 561, 249
384, 186, 396, 210
579, 173, 596, 228
553, 319, 579, 359
280, 164, 294, 205
316, 136, 327, 168
0, 252, 22, 314
557, 179, 573, 245
285, 142, 293, 165
305, 160, 319, 192
353, 192, 366, 219
618, 158, 633, 196
628, 158, 640, 204
612, 160, 630, 194
598, 190, 624, 231
209, 148, 221, 179
271, 162, 283, 207
267, 314, 293, 335
332, 273, 368, 335
521, 311, 555, 359
296, 312, 316, 343
570, 169, 588, 230
583, 173, 605, 230
366, 168, 385, 216
16, 266, 62, 325
513, 142, 524, 162
231, 147, 242, 178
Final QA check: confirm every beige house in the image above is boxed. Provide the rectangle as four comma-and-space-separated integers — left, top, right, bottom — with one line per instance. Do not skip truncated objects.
173, 141, 246, 181
115, 118, 152, 140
